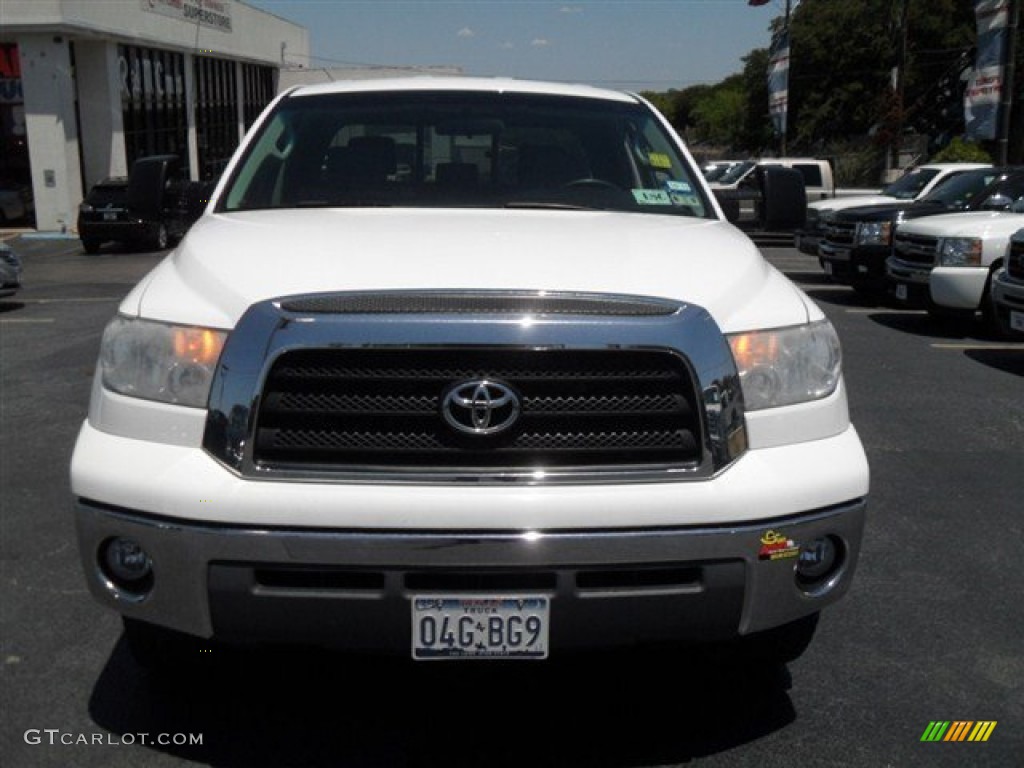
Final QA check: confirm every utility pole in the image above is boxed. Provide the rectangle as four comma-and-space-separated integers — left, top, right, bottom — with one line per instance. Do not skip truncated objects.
894, 0, 909, 172
998, 0, 1019, 164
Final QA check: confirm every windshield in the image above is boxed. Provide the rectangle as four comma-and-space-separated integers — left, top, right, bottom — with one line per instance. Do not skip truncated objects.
714, 161, 755, 186
702, 163, 736, 182
882, 168, 940, 199
919, 170, 998, 208
220, 90, 710, 218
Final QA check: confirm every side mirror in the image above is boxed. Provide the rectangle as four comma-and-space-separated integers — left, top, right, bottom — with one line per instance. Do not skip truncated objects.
759, 167, 807, 230
713, 189, 741, 223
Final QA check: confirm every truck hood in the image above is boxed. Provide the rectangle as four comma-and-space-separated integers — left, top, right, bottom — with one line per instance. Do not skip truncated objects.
894, 210, 1024, 238
810, 195, 899, 213
124, 208, 812, 333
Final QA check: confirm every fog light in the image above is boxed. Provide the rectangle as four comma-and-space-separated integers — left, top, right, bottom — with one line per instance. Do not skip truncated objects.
100, 537, 153, 595
796, 535, 843, 593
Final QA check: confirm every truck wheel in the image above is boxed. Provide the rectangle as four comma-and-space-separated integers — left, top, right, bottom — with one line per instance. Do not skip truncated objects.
81, 239, 102, 254
151, 223, 169, 251
979, 270, 997, 333
122, 617, 206, 675
737, 612, 820, 664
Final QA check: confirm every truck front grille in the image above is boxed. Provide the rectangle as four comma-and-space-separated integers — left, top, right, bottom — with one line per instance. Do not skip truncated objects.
252, 348, 703, 473
892, 232, 937, 266
1007, 237, 1024, 281
822, 220, 855, 247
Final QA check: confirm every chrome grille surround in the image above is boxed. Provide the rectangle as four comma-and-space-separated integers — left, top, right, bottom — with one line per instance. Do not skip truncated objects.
892, 231, 938, 267
203, 290, 747, 485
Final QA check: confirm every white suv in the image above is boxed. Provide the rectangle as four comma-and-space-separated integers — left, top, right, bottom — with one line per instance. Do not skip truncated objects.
71, 78, 869, 666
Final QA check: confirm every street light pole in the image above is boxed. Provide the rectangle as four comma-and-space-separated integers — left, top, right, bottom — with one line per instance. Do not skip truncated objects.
998, 0, 1019, 164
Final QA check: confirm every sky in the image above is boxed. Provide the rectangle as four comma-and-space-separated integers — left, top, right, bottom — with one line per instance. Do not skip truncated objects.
245, 0, 786, 93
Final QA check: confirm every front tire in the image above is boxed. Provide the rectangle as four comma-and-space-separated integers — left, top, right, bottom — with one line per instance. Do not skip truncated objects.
150, 222, 169, 251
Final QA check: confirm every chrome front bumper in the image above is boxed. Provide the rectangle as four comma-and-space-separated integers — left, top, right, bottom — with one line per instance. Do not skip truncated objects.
76, 497, 867, 653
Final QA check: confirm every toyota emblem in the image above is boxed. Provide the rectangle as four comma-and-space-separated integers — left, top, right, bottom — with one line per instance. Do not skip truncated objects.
442, 379, 521, 436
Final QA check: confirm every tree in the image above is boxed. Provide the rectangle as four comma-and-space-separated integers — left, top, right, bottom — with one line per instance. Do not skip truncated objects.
690, 77, 747, 147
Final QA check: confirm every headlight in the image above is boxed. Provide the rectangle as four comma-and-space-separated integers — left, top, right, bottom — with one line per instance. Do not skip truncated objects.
727, 320, 842, 410
856, 221, 892, 246
79, 202, 94, 213
938, 237, 983, 267
100, 316, 227, 407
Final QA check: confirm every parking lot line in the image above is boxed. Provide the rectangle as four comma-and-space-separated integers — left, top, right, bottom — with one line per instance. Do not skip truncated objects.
930, 342, 1024, 350
844, 307, 924, 314
0, 317, 56, 324
18, 298, 122, 304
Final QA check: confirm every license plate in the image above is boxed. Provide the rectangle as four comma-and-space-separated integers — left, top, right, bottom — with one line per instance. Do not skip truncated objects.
895, 283, 908, 301
412, 596, 549, 660
823, 261, 833, 276
1011, 310, 1024, 333
103, 212, 117, 221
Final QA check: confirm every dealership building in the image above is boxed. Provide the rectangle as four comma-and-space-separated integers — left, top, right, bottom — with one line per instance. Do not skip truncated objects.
0, 0, 308, 232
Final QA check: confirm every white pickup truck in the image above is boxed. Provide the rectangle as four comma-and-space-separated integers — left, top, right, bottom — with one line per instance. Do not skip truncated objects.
70, 77, 869, 668
888, 201, 1024, 324
797, 163, 991, 255
992, 229, 1024, 336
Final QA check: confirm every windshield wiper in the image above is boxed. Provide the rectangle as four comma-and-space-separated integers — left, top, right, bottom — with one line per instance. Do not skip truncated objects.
294, 200, 393, 208
503, 201, 602, 211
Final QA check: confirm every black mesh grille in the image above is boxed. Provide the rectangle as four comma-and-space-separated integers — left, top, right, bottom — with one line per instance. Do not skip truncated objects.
280, 293, 677, 316
1008, 238, 1024, 280
893, 232, 938, 266
823, 220, 855, 247
253, 348, 703, 472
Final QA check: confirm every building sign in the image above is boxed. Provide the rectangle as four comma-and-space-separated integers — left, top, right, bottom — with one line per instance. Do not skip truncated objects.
141, 0, 233, 33
119, 51, 185, 102
0, 44, 23, 105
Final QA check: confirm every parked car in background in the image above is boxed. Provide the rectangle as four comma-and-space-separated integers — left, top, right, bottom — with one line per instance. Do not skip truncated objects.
701, 160, 743, 183
819, 167, 1019, 295
796, 163, 991, 255
0, 240, 23, 298
887, 194, 1024, 326
991, 229, 1024, 337
77, 155, 213, 253
0, 177, 34, 226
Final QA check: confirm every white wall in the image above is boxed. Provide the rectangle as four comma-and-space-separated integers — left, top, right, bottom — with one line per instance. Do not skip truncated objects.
75, 40, 127, 189
18, 34, 82, 233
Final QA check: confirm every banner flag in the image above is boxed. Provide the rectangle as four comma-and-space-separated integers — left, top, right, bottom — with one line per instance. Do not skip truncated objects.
768, 29, 790, 137
965, 0, 1009, 140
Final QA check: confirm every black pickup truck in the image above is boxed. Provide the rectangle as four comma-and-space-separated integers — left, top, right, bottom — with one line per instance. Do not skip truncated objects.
817, 167, 1023, 295
77, 155, 215, 253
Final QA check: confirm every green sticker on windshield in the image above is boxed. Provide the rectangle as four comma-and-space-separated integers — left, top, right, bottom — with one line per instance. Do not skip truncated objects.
648, 152, 672, 169
632, 189, 672, 206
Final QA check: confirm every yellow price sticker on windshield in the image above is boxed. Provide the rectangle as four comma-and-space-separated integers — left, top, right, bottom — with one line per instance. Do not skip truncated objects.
649, 152, 672, 169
